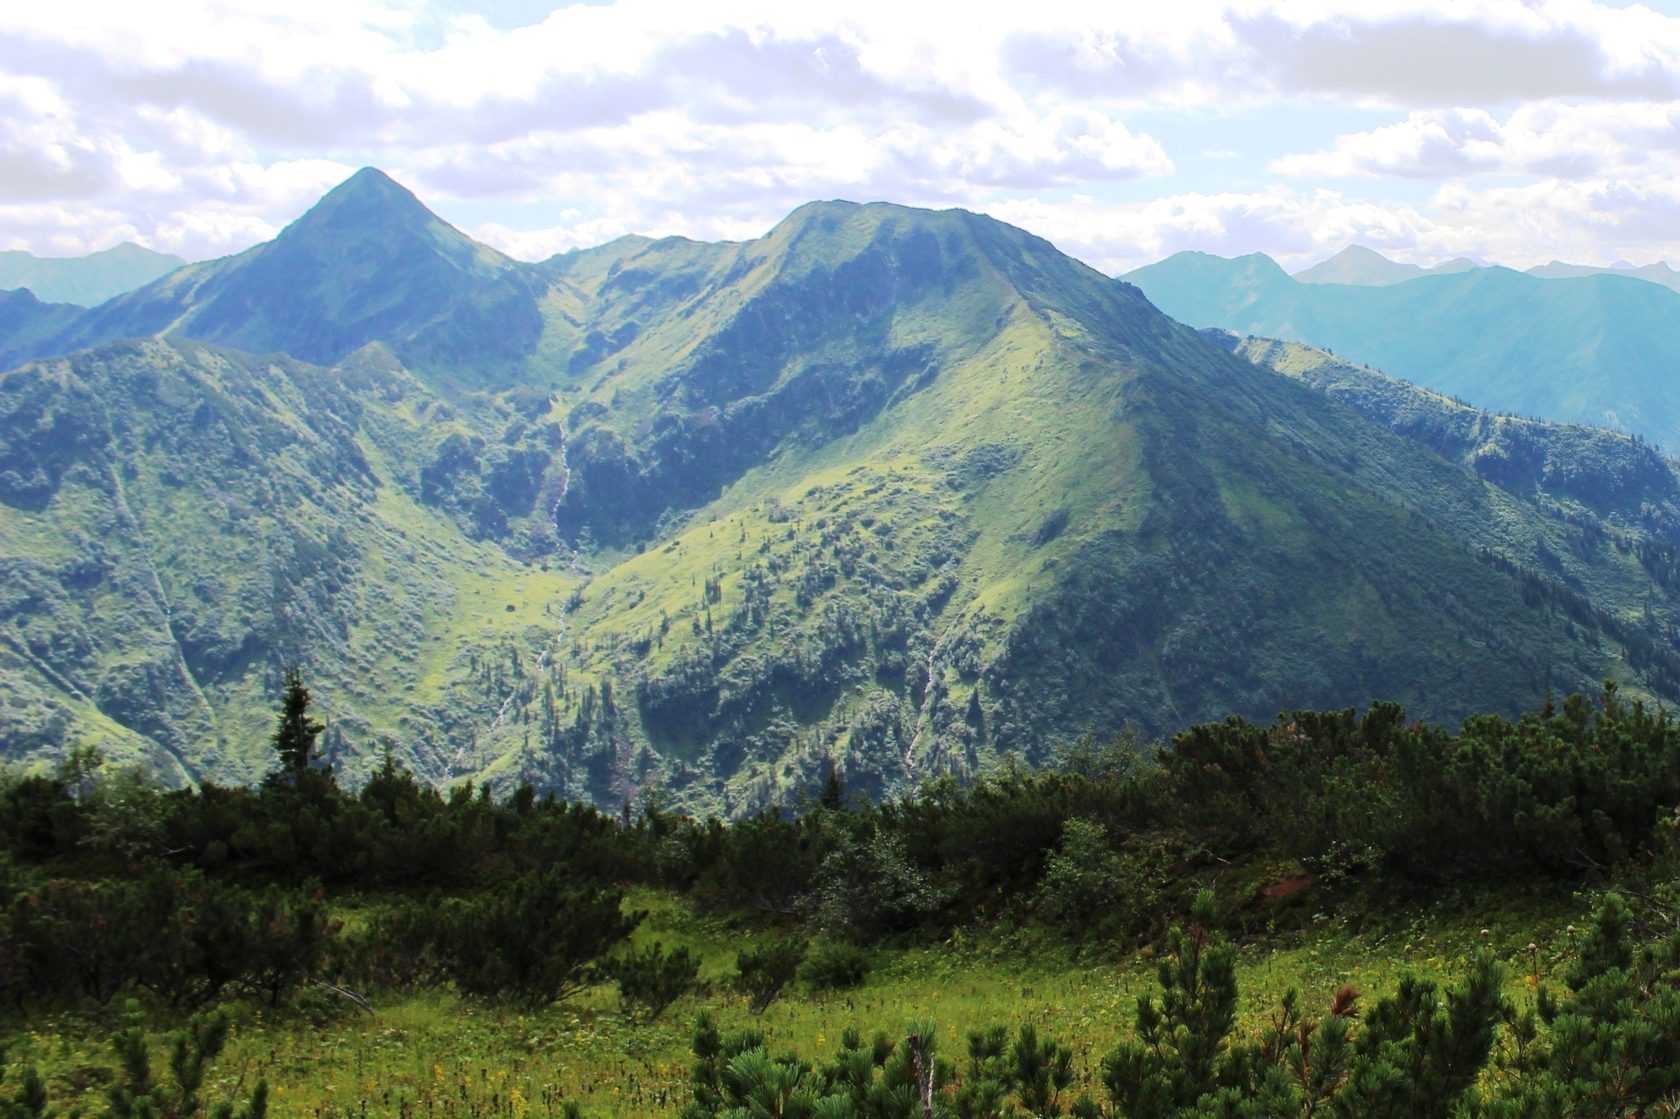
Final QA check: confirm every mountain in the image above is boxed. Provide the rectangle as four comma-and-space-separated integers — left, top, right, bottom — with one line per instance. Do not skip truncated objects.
1220, 331, 1680, 533
1526, 259, 1680, 295
0, 289, 84, 371
0, 337, 579, 784
7, 171, 1680, 815
1294, 245, 1481, 286
1123, 252, 1680, 450
46, 169, 555, 387
0, 243, 184, 307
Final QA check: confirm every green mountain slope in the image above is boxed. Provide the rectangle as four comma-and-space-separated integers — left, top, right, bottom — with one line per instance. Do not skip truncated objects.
1124, 252, 1680, 449
520, 202, 1680, 810
0, 338, 582, 785
1227, 333, 1680, 528
0, 243, 185, 307
8, 171, 1680, 815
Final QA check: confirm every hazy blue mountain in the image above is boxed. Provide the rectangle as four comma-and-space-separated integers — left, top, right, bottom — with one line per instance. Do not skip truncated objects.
8, 170, 1680, 815
0, 243, 184, 307
0, 289, 84, 371
1124, 252, 1680, 449
44, 169, 554, 387
1526, 259, 1680, 294
1294, 244, 1481, 286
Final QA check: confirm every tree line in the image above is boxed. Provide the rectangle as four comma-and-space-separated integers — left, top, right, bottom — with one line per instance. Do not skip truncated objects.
3, 677, 1680, 1115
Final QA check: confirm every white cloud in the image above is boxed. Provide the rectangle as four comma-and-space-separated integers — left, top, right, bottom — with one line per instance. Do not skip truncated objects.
982, 188, 1440, 274
1274, 100, 1680, 179
3, 0, 1680, 266
981, 173, 1680, 274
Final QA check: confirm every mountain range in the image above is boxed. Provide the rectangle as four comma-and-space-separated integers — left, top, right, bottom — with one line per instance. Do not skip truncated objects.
0, 243, 185, 307
5, 169, 1680, 813
1289, 243, 1680, 296
1525, 259, 1680, 294
1293, 245, 1481, 286
1123, 251, 1680, 452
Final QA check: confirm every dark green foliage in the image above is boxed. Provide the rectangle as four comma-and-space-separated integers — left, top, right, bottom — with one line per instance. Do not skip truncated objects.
1465, 892, 1680, 1119
807, 826, 949, 939
1033, 817, 1156, 943
799, 941, 872, 992
0, 860, 329, 1011
1328, 954, 1507, 1119
606, 940, 699, 1022
0, 1049, 53, 1119
1151, 688, 1680, 881
267, 667, 325, 789
1102, 891, 1239, 1118
1097, 891, 1508, 1119
951, 1024, 1077, 1118
105, 1000, 268, 1119
436, 869, 639, 1006
735, 937, 807, 1013
680, 1012, 954, 1118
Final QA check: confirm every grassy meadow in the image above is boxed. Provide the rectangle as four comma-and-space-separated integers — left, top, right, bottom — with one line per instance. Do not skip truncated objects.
3, 882, 1595, 1118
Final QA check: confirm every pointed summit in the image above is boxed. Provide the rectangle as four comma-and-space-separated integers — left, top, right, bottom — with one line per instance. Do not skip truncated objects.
279, 168, 457, 246
1295, 245, 1420, 286
266, 166, 513, 282
49, 169, 545, 380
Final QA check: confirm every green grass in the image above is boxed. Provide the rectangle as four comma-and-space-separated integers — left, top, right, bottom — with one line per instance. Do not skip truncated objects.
0, 883, 1598, 1119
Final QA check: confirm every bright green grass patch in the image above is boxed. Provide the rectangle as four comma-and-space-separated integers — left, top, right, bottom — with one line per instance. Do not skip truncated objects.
1, 885, 1593, 1119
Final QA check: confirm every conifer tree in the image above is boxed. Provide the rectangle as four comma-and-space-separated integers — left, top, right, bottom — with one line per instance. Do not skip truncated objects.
268, 667, 325, 788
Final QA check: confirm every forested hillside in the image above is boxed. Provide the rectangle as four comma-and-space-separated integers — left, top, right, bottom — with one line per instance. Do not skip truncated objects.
2, 684, 1677, 1117
6, 171, 1680, 813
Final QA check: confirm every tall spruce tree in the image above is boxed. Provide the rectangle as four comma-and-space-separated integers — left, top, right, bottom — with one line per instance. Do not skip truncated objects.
268, 667, 325, 788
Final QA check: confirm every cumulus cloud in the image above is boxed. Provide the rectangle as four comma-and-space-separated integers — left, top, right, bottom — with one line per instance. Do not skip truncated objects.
981, 188, 1443, 274
2, 0, 1680, 267
981, 172, 1680, 275
1000, 0, 1680, 107
1274, 101, 1680, 180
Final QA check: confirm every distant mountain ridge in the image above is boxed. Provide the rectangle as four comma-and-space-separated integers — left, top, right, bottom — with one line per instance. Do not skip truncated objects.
7, 170, 1680, 815
0, 243, 184, 307
1123, 250, 1680, 450
1294, 244, 1481, 286
38, 170, 551, 386
1525, 259, 1680, 294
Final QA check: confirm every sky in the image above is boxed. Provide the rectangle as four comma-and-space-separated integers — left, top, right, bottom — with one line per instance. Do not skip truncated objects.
4, 0, 1680, 274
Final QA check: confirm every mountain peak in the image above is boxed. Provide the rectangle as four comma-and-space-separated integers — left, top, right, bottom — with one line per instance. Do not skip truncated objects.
38, 166, 536, 374
282, 167, 441, 239
1330, 244, 1393, 263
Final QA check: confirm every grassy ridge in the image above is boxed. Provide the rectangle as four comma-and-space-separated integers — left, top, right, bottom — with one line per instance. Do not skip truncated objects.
7, 180, 1680, 811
